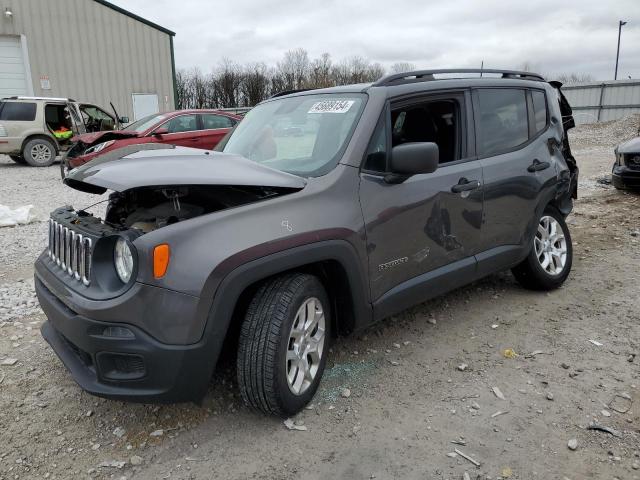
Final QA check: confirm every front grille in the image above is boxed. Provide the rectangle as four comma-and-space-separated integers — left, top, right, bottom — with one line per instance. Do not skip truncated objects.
48, 219, 92, 285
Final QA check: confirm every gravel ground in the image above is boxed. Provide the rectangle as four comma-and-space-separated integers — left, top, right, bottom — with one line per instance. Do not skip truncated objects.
0, 118, 639, 480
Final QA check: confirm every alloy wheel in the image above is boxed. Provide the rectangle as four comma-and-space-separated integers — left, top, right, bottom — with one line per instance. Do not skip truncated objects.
286, 297, 326, 395
31, 144, 52, 163
534, 215, 567, 276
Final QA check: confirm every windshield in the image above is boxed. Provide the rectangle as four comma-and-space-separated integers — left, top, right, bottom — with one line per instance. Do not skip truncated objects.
218, 94, 366, 177
125, 113, 167, 133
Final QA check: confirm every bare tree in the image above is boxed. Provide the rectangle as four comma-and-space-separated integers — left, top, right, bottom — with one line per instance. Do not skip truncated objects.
278, 48, 310, 90
308, 53, 333, 89
554, 72, 595, 84
241, 62, 270, 106
390, 62, 416, 74
214, 59, 243, 108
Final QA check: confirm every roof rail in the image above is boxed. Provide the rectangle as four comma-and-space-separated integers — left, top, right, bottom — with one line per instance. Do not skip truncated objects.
373, 69, 545, 87
3, 96, 76, 102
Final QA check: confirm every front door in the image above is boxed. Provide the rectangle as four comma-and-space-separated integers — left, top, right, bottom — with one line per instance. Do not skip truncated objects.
359, 92, 484, 301
154, 113, 201, 148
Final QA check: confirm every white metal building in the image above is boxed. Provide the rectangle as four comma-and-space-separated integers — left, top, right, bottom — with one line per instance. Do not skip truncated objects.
0, 0, 176, 120
562, 80, 640, 125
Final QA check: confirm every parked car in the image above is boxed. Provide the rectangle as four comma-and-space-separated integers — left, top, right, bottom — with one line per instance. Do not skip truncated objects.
612, 136, 640, 190
35, 69, 578, 416
0, 96, 127, 167
60, 109, 242, 178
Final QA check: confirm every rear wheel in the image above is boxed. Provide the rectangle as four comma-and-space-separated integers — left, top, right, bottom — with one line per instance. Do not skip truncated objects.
512, 208, 572, 290
237, 273, 330, 416
9, 155, 26, 165
22, 137, 56, 167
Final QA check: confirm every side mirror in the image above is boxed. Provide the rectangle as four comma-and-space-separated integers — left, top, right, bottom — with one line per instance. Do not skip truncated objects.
153, 127, 169, 137
386, 142, 439, 183
119, 116, 129, 124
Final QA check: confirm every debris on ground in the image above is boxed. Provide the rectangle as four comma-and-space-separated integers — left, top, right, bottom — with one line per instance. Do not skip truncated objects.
340, 387, 351, 398
587, 423, 622, 438
588, 339, 603, 347
608, 393, 633, 414
0, 204, 42, 227
492, 386, 506, 400
284, 419, 308, 431
454, 448, 481, 467
567, 439, 578, 450
502, 348, 518, 359
98, 460, 126, 469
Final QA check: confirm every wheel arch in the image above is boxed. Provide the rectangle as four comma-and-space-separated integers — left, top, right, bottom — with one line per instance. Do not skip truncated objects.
204, 240, 372, 364
21, 134, 60, 156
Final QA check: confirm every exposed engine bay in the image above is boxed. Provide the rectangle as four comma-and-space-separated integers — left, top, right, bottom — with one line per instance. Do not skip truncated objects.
103, 185, 292, 233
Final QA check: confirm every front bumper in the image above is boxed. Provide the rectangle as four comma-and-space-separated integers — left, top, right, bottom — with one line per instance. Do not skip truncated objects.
36, 276, 216, 403
612, 165, 640, 189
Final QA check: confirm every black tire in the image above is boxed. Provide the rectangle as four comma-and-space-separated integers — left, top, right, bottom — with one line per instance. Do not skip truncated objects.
22, 137, 56, 167
9, 155, 26, 165
237, 273, 331, 416
512, 207, 573, 291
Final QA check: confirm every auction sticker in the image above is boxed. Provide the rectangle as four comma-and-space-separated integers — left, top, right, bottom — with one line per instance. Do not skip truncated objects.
308, 100, 355, 114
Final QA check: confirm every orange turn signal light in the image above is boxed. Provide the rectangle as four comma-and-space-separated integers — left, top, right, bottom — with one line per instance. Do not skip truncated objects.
153, 244, 170, 279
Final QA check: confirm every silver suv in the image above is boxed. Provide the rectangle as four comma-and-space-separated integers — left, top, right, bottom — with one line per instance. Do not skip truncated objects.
0, 97, 128, 167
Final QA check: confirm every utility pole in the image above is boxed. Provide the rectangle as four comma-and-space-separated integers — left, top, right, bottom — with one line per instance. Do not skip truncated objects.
614, 20, 627, 80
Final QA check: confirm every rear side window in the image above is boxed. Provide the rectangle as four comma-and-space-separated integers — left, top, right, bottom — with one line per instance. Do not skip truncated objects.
0, 102, 37, 121
531, 90, 548, 133
201, 114, 235, 129
476, 89, 528, 156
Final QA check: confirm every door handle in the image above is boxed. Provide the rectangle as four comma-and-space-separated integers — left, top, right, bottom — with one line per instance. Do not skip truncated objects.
451, 178, 481, 193
527, 159, 551, 172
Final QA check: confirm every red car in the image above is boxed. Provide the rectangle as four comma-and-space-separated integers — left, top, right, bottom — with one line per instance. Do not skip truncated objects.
61, 109, 241, 177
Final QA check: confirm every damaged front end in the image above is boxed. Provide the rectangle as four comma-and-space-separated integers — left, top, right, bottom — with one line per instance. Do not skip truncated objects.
51, 145, 306, 290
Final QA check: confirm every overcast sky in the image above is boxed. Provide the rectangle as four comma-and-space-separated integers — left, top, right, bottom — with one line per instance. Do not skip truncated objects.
112, 0, 639, 80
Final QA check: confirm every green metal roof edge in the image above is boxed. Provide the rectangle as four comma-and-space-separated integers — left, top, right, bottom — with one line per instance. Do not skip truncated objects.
92, 0, 176, 36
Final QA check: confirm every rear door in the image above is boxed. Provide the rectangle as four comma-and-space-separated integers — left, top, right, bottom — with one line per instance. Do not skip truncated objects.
359, 91, 484, 302
474, 87, 558, 270
198, 113, 237, 149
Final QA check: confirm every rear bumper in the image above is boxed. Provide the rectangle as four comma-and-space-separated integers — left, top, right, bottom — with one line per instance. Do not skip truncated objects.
612, 165, 640, 189
0, 137, 24, 155
36, 276, 215, 403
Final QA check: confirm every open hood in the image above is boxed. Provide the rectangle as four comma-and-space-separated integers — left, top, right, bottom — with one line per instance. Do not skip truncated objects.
63, 144, 307, 194
71, 130, 140, 145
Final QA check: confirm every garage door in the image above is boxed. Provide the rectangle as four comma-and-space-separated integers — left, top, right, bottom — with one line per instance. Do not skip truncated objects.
0, 36, 29, 97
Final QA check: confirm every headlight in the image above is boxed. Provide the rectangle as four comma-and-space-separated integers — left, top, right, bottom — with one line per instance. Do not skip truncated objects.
84, 140, 115, 155
114, 237, 134, 283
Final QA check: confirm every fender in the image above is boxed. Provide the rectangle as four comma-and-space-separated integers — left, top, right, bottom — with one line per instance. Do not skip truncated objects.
194, 239, 372, 364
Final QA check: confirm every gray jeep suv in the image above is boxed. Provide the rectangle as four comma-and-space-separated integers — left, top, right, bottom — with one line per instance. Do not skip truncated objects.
35, 69, 578, 416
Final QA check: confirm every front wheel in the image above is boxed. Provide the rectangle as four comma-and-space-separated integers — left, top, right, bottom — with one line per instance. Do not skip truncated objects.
237, 273, 331, 416
512, 208, 573, 290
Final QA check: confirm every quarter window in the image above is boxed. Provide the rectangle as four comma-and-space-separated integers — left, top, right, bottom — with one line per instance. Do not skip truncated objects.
476, 89, 528, 156
531, 90, 548, 133
201, 114, 235, 129
363, 115, 388, 172
0, 102, 36, 121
